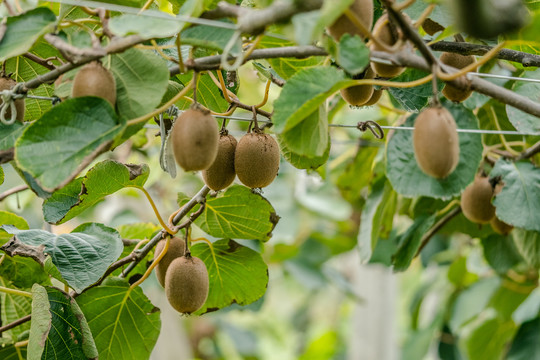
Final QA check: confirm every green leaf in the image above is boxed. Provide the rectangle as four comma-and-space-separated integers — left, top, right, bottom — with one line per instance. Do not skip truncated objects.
76, 277, 161, 360
463, 316, 516, 360
336, 146, 379, 207
2, 223, 123, 293
392, 214, 437, 272
481, 235, 523, 275
0, 345, 27, 359
506, 69, 540, 134
43, 160, 149, 224
513, 229, 540, 268
0, 256, 50, 289
279, 134, 330, 170
0, 277, 32, 339
28, 285, 97, 360
175, 72, 230, 113
258, 36, 325, 80
386, 102, 483, 199
0, 210, 29, 244
279, 105, 329, 158
357, 178, 395, 263
182, 22, 241, 54
195, 185, 279, 241
15, 97, 124, 192
507, 318, 540, 360
109, 12, 182, 39
273, 67, 347, 133
0, 121, 25, 151
489, 280, 534, 320
0, 7, 57, 62
336, 34, 370, 75
191, 239, 268, 314
491, 159, 540, 232
114, 222, 160, 276
388, 68, 444, 112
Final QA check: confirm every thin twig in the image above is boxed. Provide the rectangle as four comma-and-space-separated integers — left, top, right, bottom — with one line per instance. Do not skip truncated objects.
415, 207, 462, 256
0, 185, 29, 202
22, 53, 57, 71
515, 140, 540, 161
0, 315, 31, 334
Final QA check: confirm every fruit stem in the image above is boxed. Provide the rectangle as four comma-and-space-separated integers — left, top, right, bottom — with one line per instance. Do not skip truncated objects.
175, 34, 186, 73
131, 186, 176, 235
255, 79, 272, 109
430, 64, 440, 106
0, 286, 32, 298
129, 234, 171, 290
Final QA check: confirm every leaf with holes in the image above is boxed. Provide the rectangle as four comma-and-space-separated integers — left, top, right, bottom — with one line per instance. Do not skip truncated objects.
76, 277, 161, 360
191, 239, 268, 314
195, 185, 279, 241
1, 223, 123, 293
27, 284, 98, 360
43, 160, 149, 224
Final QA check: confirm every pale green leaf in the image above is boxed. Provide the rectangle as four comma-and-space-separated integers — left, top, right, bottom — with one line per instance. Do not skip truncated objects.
513, 229, 540, 268
182, 22, 241, 54
0, 210, 29, 243
279, 105, 329, 158
109, 12, 181, 39
336, 34, 370, 75
392, 214, 437, 272
0, 277, 32, 339
279, 134, 330, 170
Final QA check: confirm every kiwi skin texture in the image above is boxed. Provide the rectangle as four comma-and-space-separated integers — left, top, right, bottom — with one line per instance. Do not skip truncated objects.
154, 237, 186, 288
413, 106, 460, 179
165, 255, 209, 314
461, 176, 496, 224
371, 14, 405, 78
0, 77, 25, 122
340, 66, 375, 106
171, 108, 219, 171
327, 0, 374, 41
235, 132, 280, 188
364, 88, 383, 106
72, 61, 117, 107
202, 134, 237, 191
491, 216, 513, 235
440, 52, 476, 102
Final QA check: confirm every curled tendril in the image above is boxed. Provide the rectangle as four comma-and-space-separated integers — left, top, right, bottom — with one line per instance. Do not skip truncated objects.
357, 120, 385, 139
0, 83, 25, 125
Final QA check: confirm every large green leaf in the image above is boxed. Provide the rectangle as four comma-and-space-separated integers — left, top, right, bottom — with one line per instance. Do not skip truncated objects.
481, 235, 523, 274
175, 72, 229, 113
513, 229, 540, 269
386, 102, 483, 199
181, 22, 241, 54
463, 316, 516, 360
76, 277, 161, 360
196, 185, 279, 241
388, 68, 444, 112
507, 318, 540, 360
279, 135, 330, 170
0, 277, 32, 339
336, 34, 370, 75
2, 223, 123, 293
0, 255, 50, 289
392, 214, 437, 272
43, 160, 149, 224
0, 7, 56, 62
28, 285, 97, 360
0, 122, 25, 151
491, 159, 540, 232
506, 69, 540, 134
279, 105, 329, 158
191, 239, 268, 314
14, 97, 124, 192
273, 66, 347, 133
109, 12, 181, 39
0, 210, 29, 243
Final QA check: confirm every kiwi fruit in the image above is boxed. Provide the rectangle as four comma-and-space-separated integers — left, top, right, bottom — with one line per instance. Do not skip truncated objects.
171, 107, 219, 171
340, 66, 375, 106
370, 13, 406, 78
413, 106, 460, 179
490, 216, 513, 235
202, 133, 237, 191
363, 88, 383, 106
235, 132, 280, 188
71, 61, 116, 107
327, 0, 374, 41
0, 77, 25, 122
461, 175, 496, 224
440, 52, 476, 102
154, 236, 186, 288
165, 255, 209, 314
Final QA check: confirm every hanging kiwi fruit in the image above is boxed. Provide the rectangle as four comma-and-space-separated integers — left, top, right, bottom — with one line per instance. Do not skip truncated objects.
0, 76, 25, 122
235, 124, 280, 188
71, 61, 117, 107
165, 254, 209, 314
202, 130, 237, 191
340, 66, 376, 107
370, 13, 406, 78
460, 175, 496, 224
490, 183, 513, 234
171, 106, 219, 172
327, 0, 374, 41
154, 236, 186, 288
440, 52, 477, 102
413, 106, 460, 179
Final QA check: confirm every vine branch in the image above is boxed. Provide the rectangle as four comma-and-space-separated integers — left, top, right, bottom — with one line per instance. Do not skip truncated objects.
515, 140, 540, 161
415, 207, 462, 257
0, 315, 31, 334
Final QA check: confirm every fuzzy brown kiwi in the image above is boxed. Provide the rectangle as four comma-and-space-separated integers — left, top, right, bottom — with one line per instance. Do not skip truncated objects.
340, 66, 375, 106
370, 13, 406, 78
71, 61, 116, 107
235, 132, 280, 188
202, 133, 237, 191
461, 175, 496, 224
0, 77, 25, 122
363, 88, 383, 106
490, 183, 513, 234
165, 254, 209, 314
440, 52, 476, 102
413, 106, 460, 179
154, 236, 186, 288
327, 0, 374, 41
171, 107, 219, 171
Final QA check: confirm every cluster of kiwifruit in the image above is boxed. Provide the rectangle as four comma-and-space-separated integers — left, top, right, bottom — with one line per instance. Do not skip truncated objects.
71, 61, 117, 107
439, 52, 477, 103
171, 106, 280, 190
0, 76, 25, 122
154, 236, 210, 314
460, 177, 513, 235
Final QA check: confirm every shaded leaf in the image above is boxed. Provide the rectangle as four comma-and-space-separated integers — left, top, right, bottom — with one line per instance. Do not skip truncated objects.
279, 134, 330, 170
388, 68, 443, 112
0, 256, 50, 289
481, 235, 523, 274
463, 316, 516, 360
191, 239, 268, 314
336, 34, 370, 75
507, 318, 540, 360
0, 121, 25, 151
513, 229, 540, 269
392, 214, 437, 272
279, 105, 329, 158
